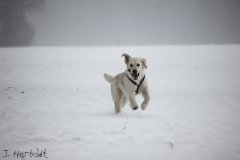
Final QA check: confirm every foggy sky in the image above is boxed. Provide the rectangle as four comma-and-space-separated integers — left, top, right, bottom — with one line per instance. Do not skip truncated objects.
1, 0, 240, 46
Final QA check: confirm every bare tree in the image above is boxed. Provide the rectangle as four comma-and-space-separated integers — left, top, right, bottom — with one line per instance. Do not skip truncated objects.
0, 0, 44, 46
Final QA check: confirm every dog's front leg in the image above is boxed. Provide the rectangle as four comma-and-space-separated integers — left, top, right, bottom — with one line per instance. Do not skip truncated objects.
128, 94, 138, 110
119, 84, 138, 110
141, 87, 150, 110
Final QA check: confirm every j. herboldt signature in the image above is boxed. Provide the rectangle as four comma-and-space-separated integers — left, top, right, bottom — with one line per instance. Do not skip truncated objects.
1, 148, 48, 159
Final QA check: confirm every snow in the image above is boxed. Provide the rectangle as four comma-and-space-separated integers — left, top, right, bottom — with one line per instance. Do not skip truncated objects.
0, 45, 240, 160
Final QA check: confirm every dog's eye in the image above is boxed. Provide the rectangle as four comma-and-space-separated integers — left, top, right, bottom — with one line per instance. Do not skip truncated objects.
137, 63, 140, 67
130, 64, 133, 67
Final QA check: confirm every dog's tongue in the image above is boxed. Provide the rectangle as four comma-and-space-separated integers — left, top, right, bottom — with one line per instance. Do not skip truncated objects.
132, 73, 138, 80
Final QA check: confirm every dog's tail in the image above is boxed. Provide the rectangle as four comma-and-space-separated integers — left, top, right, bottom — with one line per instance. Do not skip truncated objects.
104, 73, 114, 83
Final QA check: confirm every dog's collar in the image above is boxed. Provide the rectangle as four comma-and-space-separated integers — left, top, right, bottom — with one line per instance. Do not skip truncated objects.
126, 74, 145, 94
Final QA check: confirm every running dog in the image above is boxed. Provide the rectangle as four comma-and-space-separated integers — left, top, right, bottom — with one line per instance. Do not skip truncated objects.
104, 53, 150, 113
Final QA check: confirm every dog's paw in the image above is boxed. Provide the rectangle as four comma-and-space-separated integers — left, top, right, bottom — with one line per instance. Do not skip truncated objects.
133, 106, 138, 110
130, 102, 138, 110
141, 102, 148, 110
115, 106, 121, 114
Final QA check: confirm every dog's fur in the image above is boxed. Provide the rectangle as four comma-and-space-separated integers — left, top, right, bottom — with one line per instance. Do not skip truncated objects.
104, 53, 150, 113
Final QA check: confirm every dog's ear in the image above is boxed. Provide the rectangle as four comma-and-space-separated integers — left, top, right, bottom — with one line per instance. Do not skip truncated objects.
121, 53, 131, 64
141, 58, 147, 69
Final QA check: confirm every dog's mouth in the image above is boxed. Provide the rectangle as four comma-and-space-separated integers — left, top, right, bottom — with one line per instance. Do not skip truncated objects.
128, 69, 139, 80
132, 72, 139, 80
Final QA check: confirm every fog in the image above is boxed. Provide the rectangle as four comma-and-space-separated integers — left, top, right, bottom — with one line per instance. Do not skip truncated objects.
1, 0, 240, 46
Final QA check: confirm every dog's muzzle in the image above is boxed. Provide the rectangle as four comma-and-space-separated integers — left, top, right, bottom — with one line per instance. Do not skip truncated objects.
132, 69, 139, 80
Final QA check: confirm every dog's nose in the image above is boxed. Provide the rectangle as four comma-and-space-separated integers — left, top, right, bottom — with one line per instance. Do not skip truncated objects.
133, 69, 137, 74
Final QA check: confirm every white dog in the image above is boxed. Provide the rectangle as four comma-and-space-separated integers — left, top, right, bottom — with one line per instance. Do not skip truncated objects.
104, 53, 150, 113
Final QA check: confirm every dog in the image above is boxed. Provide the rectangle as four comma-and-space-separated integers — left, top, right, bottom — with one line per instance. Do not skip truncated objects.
104, 53, 150, 113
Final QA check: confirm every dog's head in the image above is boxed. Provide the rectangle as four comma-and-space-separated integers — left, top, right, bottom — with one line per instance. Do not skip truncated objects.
122, 53, 147, 80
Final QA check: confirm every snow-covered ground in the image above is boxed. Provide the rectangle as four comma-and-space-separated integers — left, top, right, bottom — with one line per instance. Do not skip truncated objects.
0, 45, 240, 160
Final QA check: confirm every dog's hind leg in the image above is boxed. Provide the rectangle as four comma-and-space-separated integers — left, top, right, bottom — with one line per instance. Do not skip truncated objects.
111, 85, 122, 113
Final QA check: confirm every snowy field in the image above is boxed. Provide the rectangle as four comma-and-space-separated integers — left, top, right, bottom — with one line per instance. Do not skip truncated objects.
0, 45, 240, 160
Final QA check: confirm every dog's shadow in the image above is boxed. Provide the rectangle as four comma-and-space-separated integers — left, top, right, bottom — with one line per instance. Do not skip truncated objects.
91, 111, 159, 118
